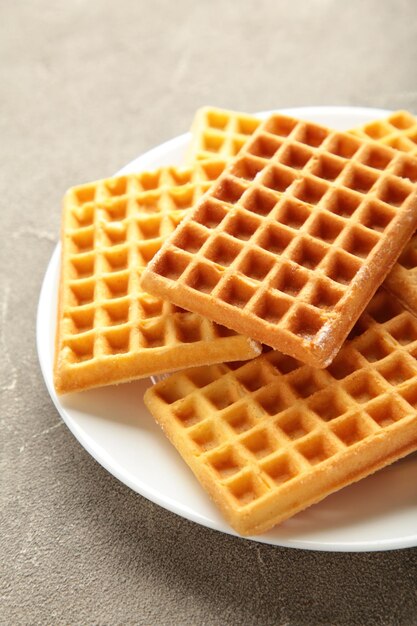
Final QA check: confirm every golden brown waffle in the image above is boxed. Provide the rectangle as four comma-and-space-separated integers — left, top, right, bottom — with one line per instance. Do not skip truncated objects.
350, 110, 417, 155
64, 160, 228, 198
187, 108, 417, 163
352, 111, 417, 316
186, 107, 417, 320
186, 108, 417, 172
54, 163, 261, 394
187, 106, 261, 163
144, 290, 417, 535
141, 113, 417, 368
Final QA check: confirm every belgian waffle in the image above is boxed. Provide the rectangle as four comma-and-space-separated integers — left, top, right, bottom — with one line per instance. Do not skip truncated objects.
54, 163, 261, 394
141, 113, 417, 368
187, 107, 417, 319
144, 290, 417, 535
187, 108, 417, 163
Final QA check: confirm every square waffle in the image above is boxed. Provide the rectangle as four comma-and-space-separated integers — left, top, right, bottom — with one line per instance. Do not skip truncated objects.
187, 107, 417, 320
144, 289, 417, 536
141, 113, 417, 368
54, 162, 261, 394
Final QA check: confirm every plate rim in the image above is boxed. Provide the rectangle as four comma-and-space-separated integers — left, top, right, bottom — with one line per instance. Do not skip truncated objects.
37, 105, 417, 551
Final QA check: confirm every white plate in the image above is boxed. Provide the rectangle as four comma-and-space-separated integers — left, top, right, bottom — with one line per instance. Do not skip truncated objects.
37, 107, 417, 551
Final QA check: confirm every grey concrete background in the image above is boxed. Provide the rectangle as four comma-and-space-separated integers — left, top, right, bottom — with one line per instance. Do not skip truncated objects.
1, 1, 417, 624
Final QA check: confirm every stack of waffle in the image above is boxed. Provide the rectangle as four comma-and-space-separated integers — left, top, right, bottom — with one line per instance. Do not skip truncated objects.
54, 107, 417, 535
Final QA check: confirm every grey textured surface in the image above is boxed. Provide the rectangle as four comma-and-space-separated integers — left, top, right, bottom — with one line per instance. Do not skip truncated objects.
1, 1, 417, 624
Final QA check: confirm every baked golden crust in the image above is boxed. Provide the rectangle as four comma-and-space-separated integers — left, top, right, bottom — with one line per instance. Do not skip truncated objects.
145, 289, 417, 535
54, 162, 261, 394
142, 113, 417, 367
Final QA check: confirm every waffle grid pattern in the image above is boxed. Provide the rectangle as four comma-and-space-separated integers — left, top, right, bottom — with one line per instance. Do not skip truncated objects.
187, 107, 261, 163
187, 108, 417, 163
350, 110, 417, 155
360, 111, 417, 314
145, 290, 417, 535
142, 114, 417, 367
187, 107, 417, 320
385, 236, 417, 317
54, 163, 261, 394
72, 161, 230, 201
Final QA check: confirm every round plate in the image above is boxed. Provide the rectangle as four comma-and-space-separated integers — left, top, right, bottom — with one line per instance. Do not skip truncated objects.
37, 106, 417, 551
